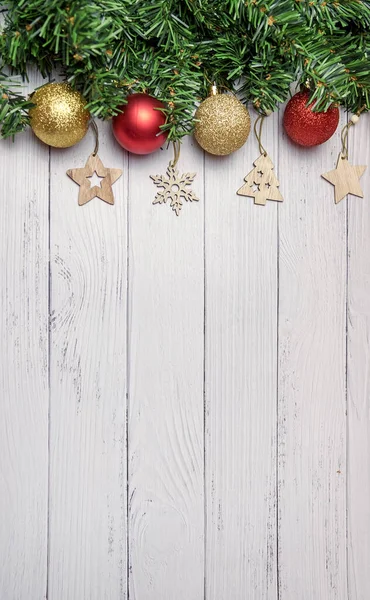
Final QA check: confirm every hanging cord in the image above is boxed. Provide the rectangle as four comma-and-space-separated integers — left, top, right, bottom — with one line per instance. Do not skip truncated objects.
340, 105, 366, 160
205, 78, 271, 156
89, 119, 99, 156
254, 113, 267, 157
204, 74, 226, 91
170, 140, 181, 168
203, 74, 235, 96
340, 121, 352, 160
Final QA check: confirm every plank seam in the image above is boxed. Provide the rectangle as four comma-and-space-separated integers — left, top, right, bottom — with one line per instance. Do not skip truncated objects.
203, 148, 207, 600
276, 108, 281, 600
45, 142, 51, 600
345, 109, 350, 600
126, 149, 131, 600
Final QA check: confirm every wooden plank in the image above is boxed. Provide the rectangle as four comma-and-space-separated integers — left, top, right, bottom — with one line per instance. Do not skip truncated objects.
278, 120, 347, 597
205, 111, 279, 600
48, 122, 128, 599
128, 137, 204, 600
347, 115, 370, 600
0, 72, 49, 599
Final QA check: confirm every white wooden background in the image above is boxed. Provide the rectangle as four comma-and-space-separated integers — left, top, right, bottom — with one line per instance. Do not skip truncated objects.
0, 71, 369, 600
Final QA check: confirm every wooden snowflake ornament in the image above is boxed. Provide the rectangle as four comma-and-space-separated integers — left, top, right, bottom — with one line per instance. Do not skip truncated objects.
237, 153, 283, 205
151, 164, 199, 216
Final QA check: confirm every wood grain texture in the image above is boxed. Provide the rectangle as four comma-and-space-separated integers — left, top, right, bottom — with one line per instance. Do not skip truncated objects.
237, 151, 284, 205
1, 89, 370, 600
278, 120, 347, 598
321, 152, 366, 205
347, 115, 370, 600
128, 137, 204, 600
48, 123, 128, 599
0, 71, 49, 599
205, 111, 279, 600
67, 153, 122, 206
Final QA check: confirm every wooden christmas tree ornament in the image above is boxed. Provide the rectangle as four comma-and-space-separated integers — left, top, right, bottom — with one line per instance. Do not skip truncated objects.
321, 113, 366, 204
237, 113, 283, 205
237, 153, 283, 205
67, 121, 122, 206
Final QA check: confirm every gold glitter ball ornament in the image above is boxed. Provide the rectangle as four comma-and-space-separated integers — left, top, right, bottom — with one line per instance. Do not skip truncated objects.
194, 91, 251, 156
29, 82, 90, 148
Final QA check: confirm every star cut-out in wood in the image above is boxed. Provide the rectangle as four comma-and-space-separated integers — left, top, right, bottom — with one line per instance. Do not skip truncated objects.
321, 152, 366, 204
67, 153, 122, 206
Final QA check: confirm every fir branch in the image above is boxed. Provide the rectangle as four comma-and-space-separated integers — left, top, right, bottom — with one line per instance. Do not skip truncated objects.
0, 71, 33, 136
0, 0, 369, 140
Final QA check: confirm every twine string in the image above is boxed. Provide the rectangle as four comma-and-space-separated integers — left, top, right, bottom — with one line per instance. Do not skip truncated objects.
340, 121, 352, 160
90, 119, 99, 156
203, 74, 235, 96
341, 105, 365, 160
254, 114, 267, 156
171, 140, 181, 168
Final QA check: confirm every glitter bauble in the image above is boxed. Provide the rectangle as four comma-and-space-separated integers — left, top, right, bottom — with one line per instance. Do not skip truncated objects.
112, 93, 168, 155
283, 91, 339, 147
29, 82, 90, 148
194, 93, 250, 156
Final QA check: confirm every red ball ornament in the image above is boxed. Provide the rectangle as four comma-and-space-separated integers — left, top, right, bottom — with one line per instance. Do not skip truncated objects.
112, 93, 168, 154
283, 90, 339, 147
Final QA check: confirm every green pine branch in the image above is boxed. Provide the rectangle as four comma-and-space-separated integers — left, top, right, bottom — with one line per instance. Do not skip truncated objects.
0, 0, 369, 140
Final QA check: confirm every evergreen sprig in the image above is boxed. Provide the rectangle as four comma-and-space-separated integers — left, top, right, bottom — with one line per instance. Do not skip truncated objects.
0, 0, 369, 140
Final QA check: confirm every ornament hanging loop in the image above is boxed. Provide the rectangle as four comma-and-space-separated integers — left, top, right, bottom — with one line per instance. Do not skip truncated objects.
254, 113, 267, 157
170, 140, 181, 168
89, 119, 99, 157
341, 106, 365, 160
340, 122, 351, 160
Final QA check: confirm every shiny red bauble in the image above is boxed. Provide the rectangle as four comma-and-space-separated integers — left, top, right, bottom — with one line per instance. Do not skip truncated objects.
283, 91, 339, 147
112, 93, 168, 154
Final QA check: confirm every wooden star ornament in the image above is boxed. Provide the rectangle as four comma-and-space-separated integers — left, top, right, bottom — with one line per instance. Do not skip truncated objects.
321, 152, 366, 204
67, 153, 122, 206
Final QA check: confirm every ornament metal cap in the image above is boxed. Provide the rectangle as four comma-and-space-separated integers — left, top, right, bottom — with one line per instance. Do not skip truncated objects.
209, 83, 219, 96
